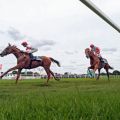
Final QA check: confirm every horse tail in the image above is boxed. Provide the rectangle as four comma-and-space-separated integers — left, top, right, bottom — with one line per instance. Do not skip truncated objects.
49, 57, 61, 67
109, 65, 114, 69
107, 63, 113, 69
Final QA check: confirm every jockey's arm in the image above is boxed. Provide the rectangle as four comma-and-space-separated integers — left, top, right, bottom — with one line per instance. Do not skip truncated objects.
30, 48, 38, 53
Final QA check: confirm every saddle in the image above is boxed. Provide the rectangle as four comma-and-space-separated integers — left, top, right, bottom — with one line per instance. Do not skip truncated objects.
99, 57, 108, 63
99, 57, 108, 68
28, 55, 42, 69
20, 51, 43, 69
31, 56, 42, 61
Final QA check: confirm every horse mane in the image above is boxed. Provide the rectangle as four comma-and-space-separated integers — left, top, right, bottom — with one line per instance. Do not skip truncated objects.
12, 45, 21, 52
10, 45, 27, 57
12, 45, 17, 48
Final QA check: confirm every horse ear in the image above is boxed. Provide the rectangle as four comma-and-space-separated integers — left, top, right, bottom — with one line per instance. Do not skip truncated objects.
8, 43, 11, 46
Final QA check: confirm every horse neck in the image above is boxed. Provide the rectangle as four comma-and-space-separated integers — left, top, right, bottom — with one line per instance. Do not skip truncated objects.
89, 52, 96, 60
12, 47, 22, 59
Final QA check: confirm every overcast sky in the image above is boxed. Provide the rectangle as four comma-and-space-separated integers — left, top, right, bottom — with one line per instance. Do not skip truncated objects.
0, 0, 120, 74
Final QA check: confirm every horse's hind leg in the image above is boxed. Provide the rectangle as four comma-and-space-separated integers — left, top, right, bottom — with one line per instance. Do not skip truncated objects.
44, 67, 51, 85
49, 69, 60, 81
97, 68, 101, 80
105, 68, 109, 80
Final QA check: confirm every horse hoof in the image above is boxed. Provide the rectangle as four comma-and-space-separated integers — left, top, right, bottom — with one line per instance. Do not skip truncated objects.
55, 78, 60, 81
44, 83, 49, 86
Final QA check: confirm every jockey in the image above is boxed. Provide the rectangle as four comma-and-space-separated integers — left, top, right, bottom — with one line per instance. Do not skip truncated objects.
21, 41, 38, 60
90, 44, 103, 61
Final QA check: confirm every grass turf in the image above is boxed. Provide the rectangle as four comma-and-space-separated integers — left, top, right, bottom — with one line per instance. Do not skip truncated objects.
0, 77, 120, 120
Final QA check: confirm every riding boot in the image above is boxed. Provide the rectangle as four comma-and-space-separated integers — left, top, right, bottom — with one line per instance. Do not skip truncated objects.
99, 57, 104, 62
100, 57, 105, 68
29, 53, 34, 60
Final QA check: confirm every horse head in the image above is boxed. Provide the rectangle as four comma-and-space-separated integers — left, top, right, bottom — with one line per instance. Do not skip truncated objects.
85, 48, 95, 59
85, 48, 91, 58
0, 43, 19, 57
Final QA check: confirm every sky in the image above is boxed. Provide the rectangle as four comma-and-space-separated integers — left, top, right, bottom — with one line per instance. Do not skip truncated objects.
0, 0, 120, 74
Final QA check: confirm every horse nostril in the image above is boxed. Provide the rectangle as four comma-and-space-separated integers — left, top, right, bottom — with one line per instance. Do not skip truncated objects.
0, 53, 4, 57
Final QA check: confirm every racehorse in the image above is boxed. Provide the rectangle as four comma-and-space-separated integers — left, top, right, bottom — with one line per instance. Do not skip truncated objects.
0, 43, 60, 84
85, 48, 113, 80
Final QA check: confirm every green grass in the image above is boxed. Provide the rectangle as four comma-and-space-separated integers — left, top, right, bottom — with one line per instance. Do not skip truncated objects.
0, 77, 120, 120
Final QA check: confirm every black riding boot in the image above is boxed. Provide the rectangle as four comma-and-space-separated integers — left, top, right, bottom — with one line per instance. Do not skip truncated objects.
29, 53, 34, 60
99, 57, 104, 62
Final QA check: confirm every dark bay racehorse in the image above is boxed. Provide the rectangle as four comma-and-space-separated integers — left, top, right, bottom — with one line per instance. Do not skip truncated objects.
0, 44, 60, 84
85, 48, 113, 80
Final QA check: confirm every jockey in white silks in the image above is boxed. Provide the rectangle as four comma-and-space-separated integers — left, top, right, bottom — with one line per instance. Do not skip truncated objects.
21, 41, 38, 60
90, 44, 101, 58
90, 44, 108, 64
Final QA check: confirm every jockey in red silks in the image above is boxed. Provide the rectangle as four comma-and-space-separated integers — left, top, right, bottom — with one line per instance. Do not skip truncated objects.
90, 44, 103, 61
21, 41, 38, 60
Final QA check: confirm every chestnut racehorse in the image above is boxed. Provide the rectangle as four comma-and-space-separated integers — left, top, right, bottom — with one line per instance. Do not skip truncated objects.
0, 44, 60, 84
85, 48, 113, 80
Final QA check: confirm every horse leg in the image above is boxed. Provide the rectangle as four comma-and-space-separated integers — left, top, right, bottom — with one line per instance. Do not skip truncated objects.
88, 66, 93, 69
93, 64, 98, 72
49, 69, 60, 81
97, 68, 101, 80
16, 69, 22, 84
105, 68, 109, 80
44, 67, 51, 85
87, 67, 93, 78
0, 65, 20, 79
93, 64, 99, 79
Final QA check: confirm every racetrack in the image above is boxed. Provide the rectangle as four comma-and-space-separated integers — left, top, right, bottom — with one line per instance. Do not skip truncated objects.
0, 77, 120, 120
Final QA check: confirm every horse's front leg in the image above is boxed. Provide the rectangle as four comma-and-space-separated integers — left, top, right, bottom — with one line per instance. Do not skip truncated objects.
88, 66, 95, 78
16, 69, 22, 84
93, 63, 99, 72
0, 65, 20, 79
97, 68, 101, 80
88, 65, 94, 70
93, 64, 99, 79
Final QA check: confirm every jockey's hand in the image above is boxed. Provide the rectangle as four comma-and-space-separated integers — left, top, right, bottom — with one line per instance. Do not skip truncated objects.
21, 50, 24, 53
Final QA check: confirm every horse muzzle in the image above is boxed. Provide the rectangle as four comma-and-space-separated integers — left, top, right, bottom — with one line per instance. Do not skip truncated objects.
0, 53, 4, 57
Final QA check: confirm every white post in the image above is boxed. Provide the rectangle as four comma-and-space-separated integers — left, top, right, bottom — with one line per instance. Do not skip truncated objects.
79, 0, 120, 33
